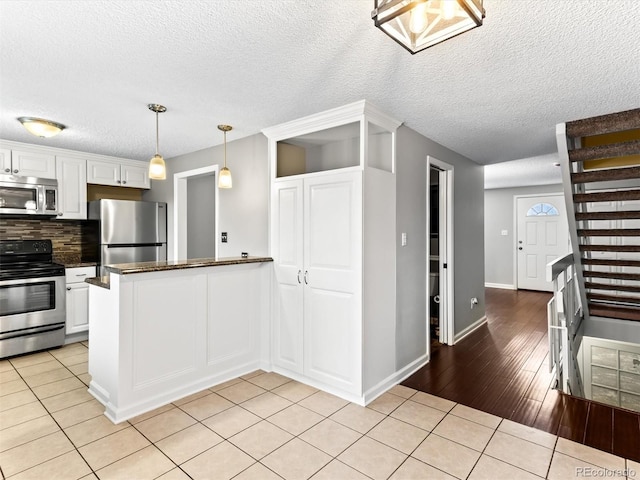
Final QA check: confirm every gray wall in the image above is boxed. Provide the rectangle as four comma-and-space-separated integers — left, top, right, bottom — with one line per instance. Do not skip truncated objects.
395, 125, 485, 365
187, 174, 216, 258
144, 134, 269, 258
484, 184, 563, 287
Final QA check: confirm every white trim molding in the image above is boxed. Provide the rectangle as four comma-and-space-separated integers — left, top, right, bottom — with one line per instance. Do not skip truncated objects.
485, 283, 516, 290
454, 316, 488, 344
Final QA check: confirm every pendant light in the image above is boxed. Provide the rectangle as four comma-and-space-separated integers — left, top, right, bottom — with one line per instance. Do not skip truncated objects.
148, 104, 167, 180
218, 125, 233, 189
17, 117, 66, 138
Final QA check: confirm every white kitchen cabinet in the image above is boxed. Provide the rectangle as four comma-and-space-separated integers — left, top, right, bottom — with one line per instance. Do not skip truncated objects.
121, 163, 148, 188
0, 149, 10, 174
56, 156, 87, 219
3, 149, 56, 179
87, 159, 150, 189
273, 172, 362, 394
265, 100, 401, 403
65, 266, 95, 335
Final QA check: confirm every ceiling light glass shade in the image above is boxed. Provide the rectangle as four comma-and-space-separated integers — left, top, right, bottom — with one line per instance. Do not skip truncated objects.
17, 117, 66, 138
218, 166, 232, 188
372, 0, 485, 54
149, 154, 166, 180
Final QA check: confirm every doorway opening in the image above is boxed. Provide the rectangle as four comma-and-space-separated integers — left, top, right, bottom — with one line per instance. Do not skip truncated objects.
173, 165, 220, 261
427, 156, 454, 348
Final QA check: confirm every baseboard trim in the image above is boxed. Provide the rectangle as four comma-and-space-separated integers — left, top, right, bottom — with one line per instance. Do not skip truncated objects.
454, 316, 488, 344
485, 283, 516, 290
362, 353, 430, 405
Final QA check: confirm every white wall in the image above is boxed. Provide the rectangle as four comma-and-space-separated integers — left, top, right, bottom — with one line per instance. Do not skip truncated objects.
396, 125, 485, 362
143, 134, 269, 259
484, 184, 563, 288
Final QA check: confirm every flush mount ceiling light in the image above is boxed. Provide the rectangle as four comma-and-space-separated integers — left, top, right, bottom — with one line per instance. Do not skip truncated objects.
148, 104, 167, 180
218, 125, 233, 189
17, 117, 66, 138
372, 0, 485, 54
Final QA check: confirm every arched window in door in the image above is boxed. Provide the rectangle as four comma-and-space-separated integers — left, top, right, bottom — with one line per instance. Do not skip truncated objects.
526, 202, 559, 217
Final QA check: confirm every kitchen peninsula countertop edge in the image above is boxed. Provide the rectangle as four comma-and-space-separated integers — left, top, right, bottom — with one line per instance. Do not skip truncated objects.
103, 256, 273, 275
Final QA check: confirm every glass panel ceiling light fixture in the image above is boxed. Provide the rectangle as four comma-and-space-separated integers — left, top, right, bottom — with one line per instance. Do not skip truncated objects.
218, 125, 233, 189
17, 117, 66, 138
148, 104, 167, 180
372, 0, 485, 54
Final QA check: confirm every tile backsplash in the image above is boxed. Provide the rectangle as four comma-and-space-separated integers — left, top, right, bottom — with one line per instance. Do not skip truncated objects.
0, 218, 98, 263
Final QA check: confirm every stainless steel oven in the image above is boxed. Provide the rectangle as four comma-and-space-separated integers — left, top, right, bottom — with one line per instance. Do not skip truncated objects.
0, 240, 66, 358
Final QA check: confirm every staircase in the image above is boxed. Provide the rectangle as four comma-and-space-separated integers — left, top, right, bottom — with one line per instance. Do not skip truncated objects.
556, 108, 640, 322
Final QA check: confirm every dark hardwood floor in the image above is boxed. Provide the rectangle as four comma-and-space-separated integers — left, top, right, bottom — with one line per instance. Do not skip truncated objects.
402, 288, 640, 462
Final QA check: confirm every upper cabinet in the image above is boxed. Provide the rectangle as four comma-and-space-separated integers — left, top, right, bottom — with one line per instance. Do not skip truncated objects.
2, 149, 56, 179
264, 100, 398, 180
56, 156, 87, 220
87, 159, 149, 189
0, 149, 10, 173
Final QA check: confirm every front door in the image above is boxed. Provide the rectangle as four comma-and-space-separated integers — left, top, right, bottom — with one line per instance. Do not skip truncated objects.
516, 194, 570, 291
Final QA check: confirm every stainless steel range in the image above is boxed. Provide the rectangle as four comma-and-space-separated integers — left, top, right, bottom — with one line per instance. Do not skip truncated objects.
0, 240, 66, 358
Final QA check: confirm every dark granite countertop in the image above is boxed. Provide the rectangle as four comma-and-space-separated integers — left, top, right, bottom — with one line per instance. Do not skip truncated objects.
54, 253, 98, 269
103, 256, 273, 275
86, 276, 110, 289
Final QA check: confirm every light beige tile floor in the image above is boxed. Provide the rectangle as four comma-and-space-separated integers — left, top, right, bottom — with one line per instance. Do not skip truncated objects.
0, 342, 638, 480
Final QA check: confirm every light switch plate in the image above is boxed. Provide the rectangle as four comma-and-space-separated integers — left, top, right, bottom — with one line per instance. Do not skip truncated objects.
501, 230, 508, 236
401, 232, 407, 246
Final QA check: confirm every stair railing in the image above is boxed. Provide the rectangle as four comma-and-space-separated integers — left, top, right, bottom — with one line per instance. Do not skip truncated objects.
556, 123, 591, 324
547, 253, 585, 396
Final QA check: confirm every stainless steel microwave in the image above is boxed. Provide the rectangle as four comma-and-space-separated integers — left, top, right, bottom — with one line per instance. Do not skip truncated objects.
0, 174, 58, 216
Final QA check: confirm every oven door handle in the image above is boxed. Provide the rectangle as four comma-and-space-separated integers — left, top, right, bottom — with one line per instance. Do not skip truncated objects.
0, 275, 64, 287
0, 323, 65, 341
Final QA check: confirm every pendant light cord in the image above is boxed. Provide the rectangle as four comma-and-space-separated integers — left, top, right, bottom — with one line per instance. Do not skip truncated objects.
223, 130, 227, 168
155, 112, 160, 156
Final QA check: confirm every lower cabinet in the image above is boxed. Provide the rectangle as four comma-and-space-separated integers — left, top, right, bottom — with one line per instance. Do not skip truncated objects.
65, 267, 95, 334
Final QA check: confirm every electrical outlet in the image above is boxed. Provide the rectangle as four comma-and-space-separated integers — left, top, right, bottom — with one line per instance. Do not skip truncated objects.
221, 232, 227, 243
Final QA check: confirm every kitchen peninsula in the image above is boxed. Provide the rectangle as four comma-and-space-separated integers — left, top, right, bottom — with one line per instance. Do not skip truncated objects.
86, 256, 273, 423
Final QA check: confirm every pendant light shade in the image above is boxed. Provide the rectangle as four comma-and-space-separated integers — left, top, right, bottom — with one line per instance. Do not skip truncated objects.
17, 117, 66, 138
218, 125, 233, 189
148, 104, 167, 180
372, 0, 485, 54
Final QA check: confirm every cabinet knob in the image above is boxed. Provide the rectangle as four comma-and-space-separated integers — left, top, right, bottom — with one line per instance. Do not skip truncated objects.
122, 180, 126, 185
117, 180, 121, 184
4, 168, 9, 173
58, 212, 63, 216
13, 169, 18, 174
66, 287, 71, 291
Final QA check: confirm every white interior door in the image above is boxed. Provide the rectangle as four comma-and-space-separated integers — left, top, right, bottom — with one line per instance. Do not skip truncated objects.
271, 179, 304, 373
303, 172, 362, 393
516, 194, 570, 291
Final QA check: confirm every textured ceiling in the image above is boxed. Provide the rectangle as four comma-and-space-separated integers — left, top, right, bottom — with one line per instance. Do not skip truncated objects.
1, 0, 639, 167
